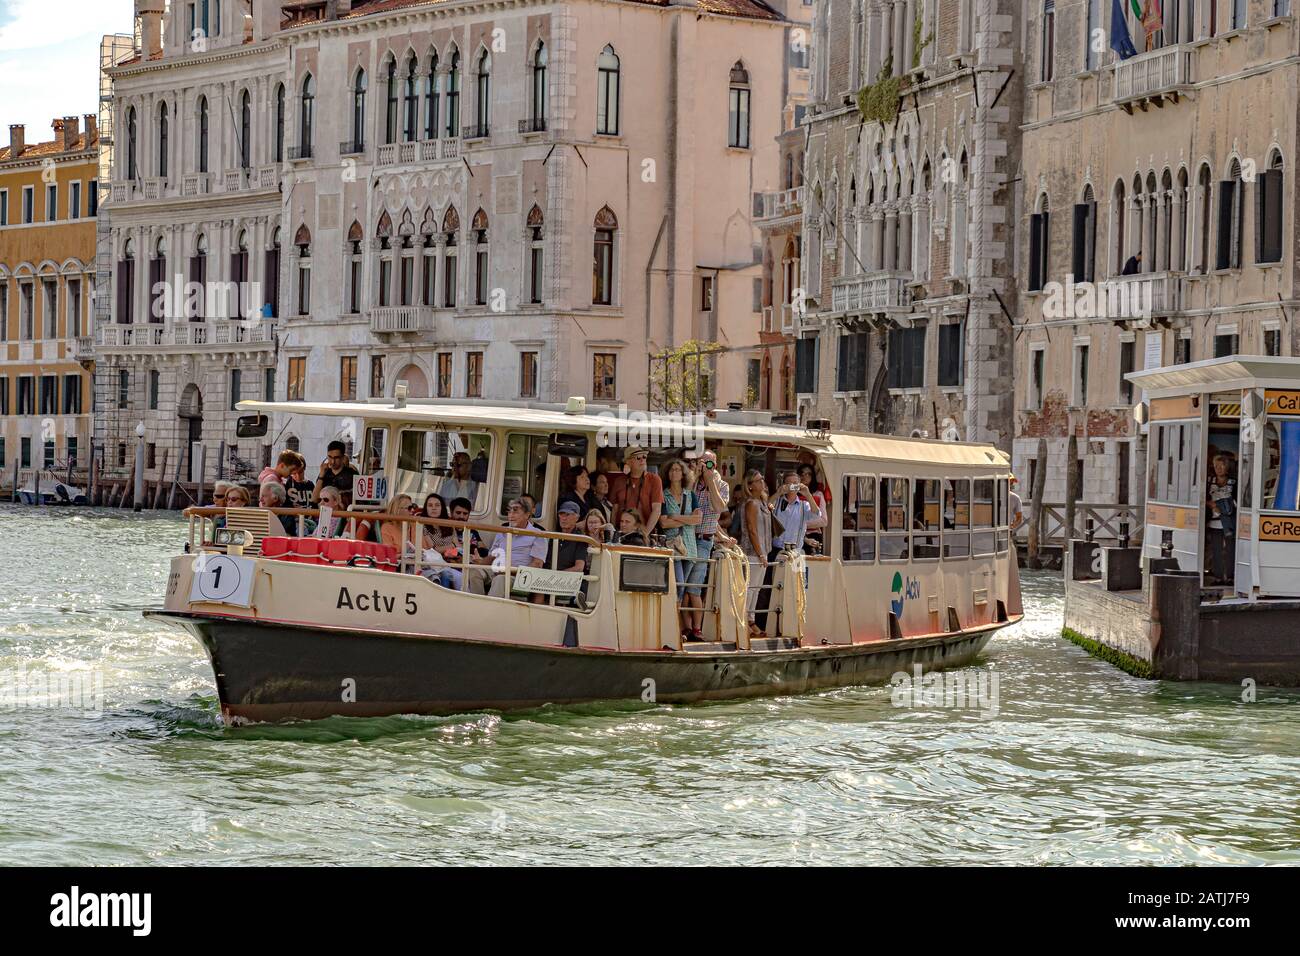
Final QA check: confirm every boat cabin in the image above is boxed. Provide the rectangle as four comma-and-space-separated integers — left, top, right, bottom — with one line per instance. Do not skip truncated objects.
1128, 355, 1300, 599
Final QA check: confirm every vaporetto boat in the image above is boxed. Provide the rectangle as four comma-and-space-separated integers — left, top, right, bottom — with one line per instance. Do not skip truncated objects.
147, 396, 1023, 722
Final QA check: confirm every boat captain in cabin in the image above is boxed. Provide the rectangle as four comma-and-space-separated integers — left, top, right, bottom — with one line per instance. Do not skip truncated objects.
438, 452, 480, 507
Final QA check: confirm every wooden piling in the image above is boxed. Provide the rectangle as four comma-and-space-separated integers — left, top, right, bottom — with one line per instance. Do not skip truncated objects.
1027, 437, 1048, 570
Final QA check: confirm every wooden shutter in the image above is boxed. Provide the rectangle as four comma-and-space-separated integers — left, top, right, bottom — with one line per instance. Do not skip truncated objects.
1029, 213, 1044, 290
1259, 168, 1283, 263
1072, 204, 1088, 281
1216, 181, 1234, 271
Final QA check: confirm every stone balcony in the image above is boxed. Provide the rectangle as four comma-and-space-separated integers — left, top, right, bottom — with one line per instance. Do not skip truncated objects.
110, 165, 280, 205
73, 336, 94, 361
95, 320, 276, 353
376, 138, 462, 169
1106, 271, 1182, 321
370, 306, 436, 335
1112, 44, 1194, 112
831, 271, 911, 314
754, 186, 805, 224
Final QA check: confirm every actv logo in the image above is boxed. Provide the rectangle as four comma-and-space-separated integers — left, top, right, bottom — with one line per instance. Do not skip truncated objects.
890, 572, 920, 617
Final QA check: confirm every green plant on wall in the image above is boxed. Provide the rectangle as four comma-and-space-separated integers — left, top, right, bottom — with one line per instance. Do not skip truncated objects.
912, 12, 934, 70
856, 57, 903, 127
650, 340, 723, 412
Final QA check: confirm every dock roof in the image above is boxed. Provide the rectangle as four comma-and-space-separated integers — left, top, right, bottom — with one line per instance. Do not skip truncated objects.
1127, 356, 1300, 397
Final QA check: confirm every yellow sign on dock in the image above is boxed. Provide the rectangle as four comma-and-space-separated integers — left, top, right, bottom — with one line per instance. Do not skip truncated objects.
1258, 515, 1300, 543
1265, 390, 1300, 417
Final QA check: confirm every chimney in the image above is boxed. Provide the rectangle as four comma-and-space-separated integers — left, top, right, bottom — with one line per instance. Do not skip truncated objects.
135, 0, 164, 59
52, 118, 66, 151
61, 116, 81, 150
84, 114, 98, 146
8, 125, 24, 157
253, 0, 286, 42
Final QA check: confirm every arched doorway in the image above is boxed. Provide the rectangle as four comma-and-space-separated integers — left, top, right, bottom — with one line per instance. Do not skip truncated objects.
178, 384, 203, 481
395, 364, 429, 398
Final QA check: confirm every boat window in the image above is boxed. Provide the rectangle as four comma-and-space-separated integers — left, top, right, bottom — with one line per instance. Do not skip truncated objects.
879, 477, 910, 561
841, 474, 876, 563
943, 478, 970, 559
972, 479, 996, 556
503, 432, 553, 517
1263, 419, 1300, 511
395, 428, 492, 513
361, 425, 387, 474
912, 478, 940, 560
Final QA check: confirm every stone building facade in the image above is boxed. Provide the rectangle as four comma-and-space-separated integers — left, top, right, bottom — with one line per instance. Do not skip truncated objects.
0, 116, 99, 480
269, 0, 786, 461
1015, 0, 1299, 524
798, 0, 1021, 449
96, 0, 288, 482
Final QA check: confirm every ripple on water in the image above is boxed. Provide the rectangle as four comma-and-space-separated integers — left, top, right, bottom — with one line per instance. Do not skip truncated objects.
1, 505, 1299, 864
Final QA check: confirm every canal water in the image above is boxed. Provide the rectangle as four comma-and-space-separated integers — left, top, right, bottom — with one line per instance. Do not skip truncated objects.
1, 505, 1298, 866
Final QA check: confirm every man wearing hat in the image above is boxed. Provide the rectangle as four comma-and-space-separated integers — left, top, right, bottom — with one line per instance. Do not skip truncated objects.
552, 501, 590, 576
611, 446, 664, 537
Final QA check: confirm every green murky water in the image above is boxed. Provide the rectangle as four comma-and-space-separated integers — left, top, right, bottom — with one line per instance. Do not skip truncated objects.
1, 505, 1297, 865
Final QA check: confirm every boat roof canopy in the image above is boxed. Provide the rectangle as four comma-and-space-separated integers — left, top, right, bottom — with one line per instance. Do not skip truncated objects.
1127, 355, 1300, 398
238, 399, 1011, 470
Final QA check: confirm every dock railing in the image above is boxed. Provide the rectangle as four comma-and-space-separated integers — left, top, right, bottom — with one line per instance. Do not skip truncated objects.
1017, 501, 1144, 550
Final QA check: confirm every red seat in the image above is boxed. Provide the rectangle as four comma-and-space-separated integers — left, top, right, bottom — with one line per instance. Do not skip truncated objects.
261, 537, 291, 560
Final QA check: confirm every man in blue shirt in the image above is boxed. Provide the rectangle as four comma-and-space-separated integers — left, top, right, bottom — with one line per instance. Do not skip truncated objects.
771, 471, 826, 553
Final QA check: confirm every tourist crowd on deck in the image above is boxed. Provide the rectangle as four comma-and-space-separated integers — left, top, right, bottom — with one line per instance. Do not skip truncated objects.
207, 439, 834, 642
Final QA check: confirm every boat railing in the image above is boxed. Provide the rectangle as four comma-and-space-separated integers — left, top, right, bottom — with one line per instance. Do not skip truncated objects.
184, 506, 634, 611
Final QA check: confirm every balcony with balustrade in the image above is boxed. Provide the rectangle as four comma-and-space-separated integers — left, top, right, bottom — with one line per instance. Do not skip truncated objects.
1105, 272, 1182, 322
73, 336, 94, 362
1112, 44, 1194, 112
754, 186, 805, 225
112, 164, 280, 205
375, 138, 462, 169
370, 306, 436, 336
95, 320, 277, 354
830, 272, 911, 315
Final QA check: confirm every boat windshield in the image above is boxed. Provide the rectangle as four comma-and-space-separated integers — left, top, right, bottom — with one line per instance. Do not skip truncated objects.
395, 427, 493, 514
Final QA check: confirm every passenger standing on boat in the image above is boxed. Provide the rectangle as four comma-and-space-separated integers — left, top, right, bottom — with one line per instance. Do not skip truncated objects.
313, 441, 359, 506
259, 481, 299, 536
485, 499, 549, 598
772, 471, 826, 554
611, 447, 664, 537
797, 464, 828, 553
693, 450, 730, 556
1008, 476, 1025, 533
661, 459, 706, 641
438, 452, 479, 506
739, 470, 774, 637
